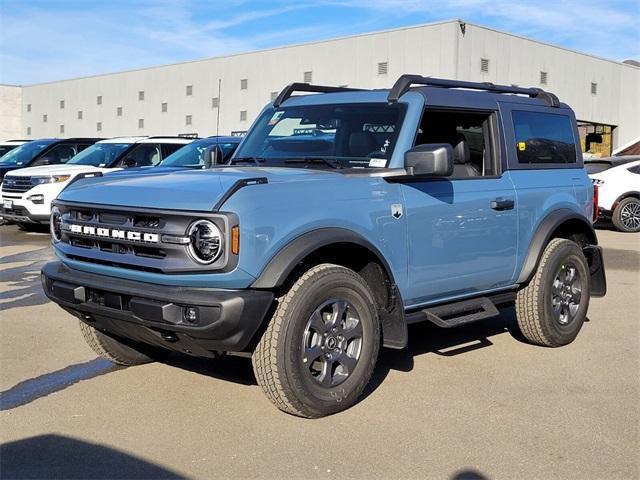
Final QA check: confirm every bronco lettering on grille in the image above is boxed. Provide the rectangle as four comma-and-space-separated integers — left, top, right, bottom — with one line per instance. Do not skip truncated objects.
68, 223, 159, 243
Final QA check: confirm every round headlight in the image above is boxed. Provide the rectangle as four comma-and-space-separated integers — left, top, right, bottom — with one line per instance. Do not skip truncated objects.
50, 206, 62, 242
187, 219, 223, 264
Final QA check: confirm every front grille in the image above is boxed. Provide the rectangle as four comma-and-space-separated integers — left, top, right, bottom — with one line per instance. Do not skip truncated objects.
2, 177, 32, 193
54, 201, 235, 273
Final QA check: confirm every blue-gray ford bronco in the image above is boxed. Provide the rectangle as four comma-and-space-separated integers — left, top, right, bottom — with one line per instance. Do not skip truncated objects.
42, 75, 607, 417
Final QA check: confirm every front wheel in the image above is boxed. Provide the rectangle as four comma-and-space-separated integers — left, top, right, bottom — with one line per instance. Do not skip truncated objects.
252, 264, 380, 418
515, 238, 590, 347
612, 197, 640, 233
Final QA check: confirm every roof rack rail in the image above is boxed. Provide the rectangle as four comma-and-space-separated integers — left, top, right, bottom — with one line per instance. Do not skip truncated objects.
388, 74, 560, 107
273, 82, 363, 107
6, 139, 29, 142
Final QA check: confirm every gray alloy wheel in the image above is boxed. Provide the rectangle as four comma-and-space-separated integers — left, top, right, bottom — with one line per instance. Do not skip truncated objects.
302, 299, 363, 388
613, 197, 640, 232
551, 262, 583, 326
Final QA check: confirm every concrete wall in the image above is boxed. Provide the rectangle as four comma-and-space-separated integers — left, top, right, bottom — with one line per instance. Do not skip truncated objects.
13, 20, 640, 148
0, 85, 23, 140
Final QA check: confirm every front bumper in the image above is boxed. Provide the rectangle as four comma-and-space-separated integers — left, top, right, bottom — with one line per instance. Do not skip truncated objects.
42, 261, 274, 355
0, 205, 49, 223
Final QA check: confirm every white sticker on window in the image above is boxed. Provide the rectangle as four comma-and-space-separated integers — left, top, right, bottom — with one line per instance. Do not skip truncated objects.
369, 158, 387, 168
268, 111, 285, 126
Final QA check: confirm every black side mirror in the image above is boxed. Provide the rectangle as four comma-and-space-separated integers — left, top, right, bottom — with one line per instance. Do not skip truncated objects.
123, 157, 136, 168
404, 143, 454, 177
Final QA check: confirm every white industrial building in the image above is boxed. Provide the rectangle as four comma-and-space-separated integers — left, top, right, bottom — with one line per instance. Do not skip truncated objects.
1, 19, 638, 154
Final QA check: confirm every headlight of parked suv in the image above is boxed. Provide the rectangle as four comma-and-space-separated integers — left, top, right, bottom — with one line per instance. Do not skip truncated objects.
187, 219, 223, 264
31, 175, 70, 185
591, 178, 605, 186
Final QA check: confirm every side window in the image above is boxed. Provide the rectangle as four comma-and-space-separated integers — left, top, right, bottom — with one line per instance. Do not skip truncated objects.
76, 143, 92, 153
221, 142, 239, 161
121, 144, 162, 167
161, 143, 185, 159
512, 111, 576, 164
31, 144, 77, 166
627, 165, 640, 175
414, 110, 495, 178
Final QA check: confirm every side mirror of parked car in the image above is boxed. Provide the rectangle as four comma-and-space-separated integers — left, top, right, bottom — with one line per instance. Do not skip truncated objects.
404, 143, 454, 177
204, 145, 224, 167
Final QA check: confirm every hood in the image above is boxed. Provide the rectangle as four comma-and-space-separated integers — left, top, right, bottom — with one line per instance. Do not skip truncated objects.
58, 166, 337, 211
3, 164, 110, 178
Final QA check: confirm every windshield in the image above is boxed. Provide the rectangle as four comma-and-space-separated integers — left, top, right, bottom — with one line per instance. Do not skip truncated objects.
0, 145, 19, 157
160, 139, 238, 168
67, 143, 131, 167
0, 140, 54, 166
233, 103, 406, 168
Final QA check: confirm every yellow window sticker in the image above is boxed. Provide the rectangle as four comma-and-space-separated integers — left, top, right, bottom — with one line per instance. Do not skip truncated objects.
518, 142, 526, 151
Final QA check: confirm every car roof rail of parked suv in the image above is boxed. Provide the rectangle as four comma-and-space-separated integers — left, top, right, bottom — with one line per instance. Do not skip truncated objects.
387, 74, 560, 107
273, 83, 364, 107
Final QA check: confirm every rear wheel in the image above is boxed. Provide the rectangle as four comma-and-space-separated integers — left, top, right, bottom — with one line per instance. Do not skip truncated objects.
515, 238, 590, 347
612, 197, 640, 233
79, 321, 168, 366
252, 264, 380, 418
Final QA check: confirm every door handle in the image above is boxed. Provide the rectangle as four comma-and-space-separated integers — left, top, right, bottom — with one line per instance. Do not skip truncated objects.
490, 198, 515, 211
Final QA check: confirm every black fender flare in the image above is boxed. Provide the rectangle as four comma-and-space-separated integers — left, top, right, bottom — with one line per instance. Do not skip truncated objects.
251, 227, 408, 349
516, 208, 598, 285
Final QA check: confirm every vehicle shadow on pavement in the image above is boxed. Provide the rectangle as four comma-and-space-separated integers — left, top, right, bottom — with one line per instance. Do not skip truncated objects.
0, 434, 184, 479
0, 247, 53, 311
362, 308, 522, 401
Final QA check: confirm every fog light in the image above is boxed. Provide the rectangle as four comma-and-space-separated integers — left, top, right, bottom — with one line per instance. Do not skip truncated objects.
27, 194, 45, 204
184, 307, 198, 323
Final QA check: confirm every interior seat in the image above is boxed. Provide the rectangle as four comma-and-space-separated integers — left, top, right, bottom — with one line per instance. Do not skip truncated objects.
450, 134, 481, 177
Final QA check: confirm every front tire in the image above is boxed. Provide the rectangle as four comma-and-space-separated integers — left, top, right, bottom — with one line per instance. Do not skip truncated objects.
252, 264, 380, 418
612, 197, 640, 233
79, 321, 168, 366
515, 238, 590, 347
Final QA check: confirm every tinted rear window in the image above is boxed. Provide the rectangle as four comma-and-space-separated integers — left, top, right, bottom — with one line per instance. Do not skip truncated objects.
512, 111, 576, 164
585, 161, 613, 174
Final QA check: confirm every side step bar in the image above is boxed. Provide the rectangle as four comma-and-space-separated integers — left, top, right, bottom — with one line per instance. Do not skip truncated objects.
405, 292, 516, 328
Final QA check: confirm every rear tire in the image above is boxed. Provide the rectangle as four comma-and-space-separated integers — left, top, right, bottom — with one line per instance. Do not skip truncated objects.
612, 197, 640, 233
79, 321, 168, 366
252, 264, 380, 418
515, 238, 590, 347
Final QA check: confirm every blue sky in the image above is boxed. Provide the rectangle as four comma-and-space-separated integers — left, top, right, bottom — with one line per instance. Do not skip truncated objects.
1, 0, 638, 85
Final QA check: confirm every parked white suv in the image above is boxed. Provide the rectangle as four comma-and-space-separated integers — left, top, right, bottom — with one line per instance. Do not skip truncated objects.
1, 136, 193, 225
588, 157, 640, 232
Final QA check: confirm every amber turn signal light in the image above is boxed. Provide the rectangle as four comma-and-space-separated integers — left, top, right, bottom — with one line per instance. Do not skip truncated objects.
231, 225, 240, 255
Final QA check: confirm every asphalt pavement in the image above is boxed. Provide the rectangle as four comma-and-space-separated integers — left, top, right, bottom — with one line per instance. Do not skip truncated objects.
0, 224, 638, 479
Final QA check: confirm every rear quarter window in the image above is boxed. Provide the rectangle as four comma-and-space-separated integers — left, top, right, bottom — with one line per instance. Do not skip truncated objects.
512, 111, 576, 164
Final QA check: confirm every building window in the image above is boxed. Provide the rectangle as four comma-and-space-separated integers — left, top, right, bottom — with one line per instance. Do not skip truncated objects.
186, 115, 192, 126
138, 91, 145, 101
480, 58, 489, 73
270, 91, 279, 102
240, 78, 248, 90
59, 100, 65, 109
378, 62, 388, 75
138, 118, 144, 129
591, 82, 598, 95
240, 110, 247, 121
97, 95, 102, 105
27, 127, 31, 135
117, 106, 123, 116
161, 102, 168, 113
77, 110, 83, 120
212, 97, 220, 108
304, 71, 313, 83
186, 85, 193, 96
540, 71, 548, 85
27, 104, 31, 112
59, 124, 65, 134
43, 114, 48, 123
97, 122, 102, 132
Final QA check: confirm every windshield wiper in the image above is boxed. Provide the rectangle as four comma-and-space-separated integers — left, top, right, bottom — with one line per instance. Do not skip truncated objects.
229, 157, 266, 166
283, 157, 343, 169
